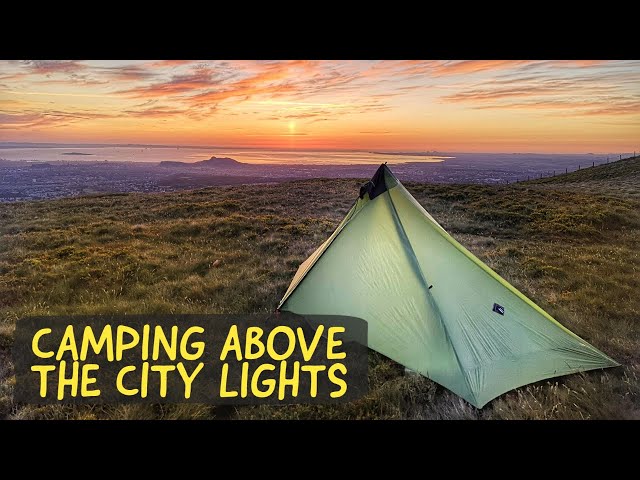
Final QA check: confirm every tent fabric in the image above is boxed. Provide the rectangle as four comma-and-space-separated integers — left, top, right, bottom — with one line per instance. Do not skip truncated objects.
278, 164, 619, 408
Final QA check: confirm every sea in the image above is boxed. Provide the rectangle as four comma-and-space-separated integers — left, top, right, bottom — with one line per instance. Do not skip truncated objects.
0, 145, 626, 169
0, 146, 450, 165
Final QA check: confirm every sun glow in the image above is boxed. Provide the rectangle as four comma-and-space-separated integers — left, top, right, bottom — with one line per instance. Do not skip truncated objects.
0, 60, 638, 153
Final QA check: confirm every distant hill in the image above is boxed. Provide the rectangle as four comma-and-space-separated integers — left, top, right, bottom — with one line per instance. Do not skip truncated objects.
533, 155, 639, 183
159, 156, 245, 168
528, 155, 640, 197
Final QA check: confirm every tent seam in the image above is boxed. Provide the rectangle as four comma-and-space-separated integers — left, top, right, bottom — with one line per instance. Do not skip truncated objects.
385, 188, 478, 406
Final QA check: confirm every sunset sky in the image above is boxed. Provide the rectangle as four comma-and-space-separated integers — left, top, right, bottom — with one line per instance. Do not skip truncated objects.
1, 60, 638, 153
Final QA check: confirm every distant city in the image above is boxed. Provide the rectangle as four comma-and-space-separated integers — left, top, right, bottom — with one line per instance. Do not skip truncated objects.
0, 149, 627, 202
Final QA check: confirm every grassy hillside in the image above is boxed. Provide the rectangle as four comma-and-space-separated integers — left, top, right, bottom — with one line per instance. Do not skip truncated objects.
530, 155, 640, 198
1, 157, 639, 419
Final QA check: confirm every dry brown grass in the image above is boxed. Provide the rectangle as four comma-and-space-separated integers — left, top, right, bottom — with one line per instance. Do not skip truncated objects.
1, 157, 639, 419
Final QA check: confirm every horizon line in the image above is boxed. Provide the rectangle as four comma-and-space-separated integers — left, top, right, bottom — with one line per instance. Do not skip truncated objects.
0, 141, 633, 157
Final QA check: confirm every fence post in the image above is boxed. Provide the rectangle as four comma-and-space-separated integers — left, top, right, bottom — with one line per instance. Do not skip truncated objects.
578, 165, 581, 170
565, 167, 568, 174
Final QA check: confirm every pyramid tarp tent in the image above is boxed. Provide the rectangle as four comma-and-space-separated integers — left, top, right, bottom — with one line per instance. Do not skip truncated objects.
278, 164, 618, 408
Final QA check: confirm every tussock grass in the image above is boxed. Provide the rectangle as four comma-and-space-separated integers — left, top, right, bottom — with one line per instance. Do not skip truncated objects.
1, 159, 638, 419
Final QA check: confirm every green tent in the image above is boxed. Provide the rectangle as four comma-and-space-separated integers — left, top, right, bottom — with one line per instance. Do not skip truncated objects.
278, 164, 618, 408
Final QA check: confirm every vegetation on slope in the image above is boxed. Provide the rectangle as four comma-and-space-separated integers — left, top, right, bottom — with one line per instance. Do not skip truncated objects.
0, 158, 638, 419
530, 155, 640, 198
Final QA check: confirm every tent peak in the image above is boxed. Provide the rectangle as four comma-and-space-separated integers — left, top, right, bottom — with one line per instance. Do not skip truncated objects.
359, 163, 396, 200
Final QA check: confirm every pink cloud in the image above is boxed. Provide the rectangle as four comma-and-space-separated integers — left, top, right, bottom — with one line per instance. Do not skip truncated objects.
147, 60, 198, 68
20, 60, 87, 75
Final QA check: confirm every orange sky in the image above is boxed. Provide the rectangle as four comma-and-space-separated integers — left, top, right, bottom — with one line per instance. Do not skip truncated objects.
1, 60, 638, 153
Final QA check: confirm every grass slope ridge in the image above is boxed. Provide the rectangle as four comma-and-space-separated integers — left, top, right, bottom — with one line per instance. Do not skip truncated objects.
529, 155, 640, 198
0, 165, 638, 419
535, 155, 640, 183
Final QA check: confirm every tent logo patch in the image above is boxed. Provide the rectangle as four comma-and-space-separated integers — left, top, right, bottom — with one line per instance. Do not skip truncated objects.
492, 303, 505, 315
